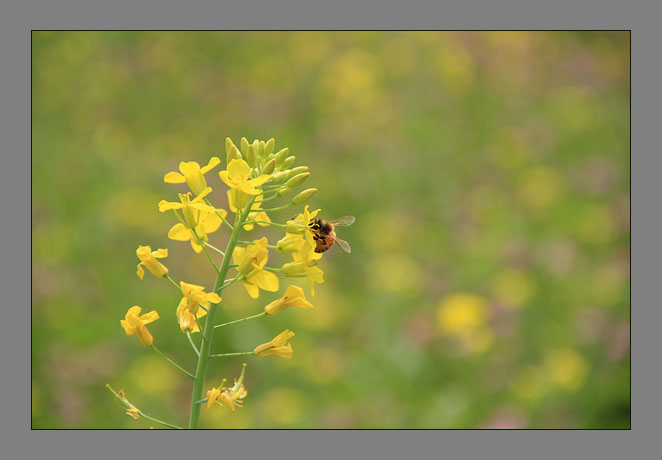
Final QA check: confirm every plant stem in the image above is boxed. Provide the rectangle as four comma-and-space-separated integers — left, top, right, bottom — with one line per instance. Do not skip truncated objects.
186, 331, 200, 357
164, 274, 181, 292
187, 197, 256, 429
243, 220, 286, 227
151, 345, 195, 379
214, 312, 266, 329
208, 351, 254, 359
203, 241, 225, 256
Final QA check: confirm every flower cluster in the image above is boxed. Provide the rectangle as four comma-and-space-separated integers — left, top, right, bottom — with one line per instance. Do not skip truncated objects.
111, 137, 351, 429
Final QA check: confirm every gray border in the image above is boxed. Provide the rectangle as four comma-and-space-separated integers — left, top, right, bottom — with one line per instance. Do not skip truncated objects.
4, 0, 656, 458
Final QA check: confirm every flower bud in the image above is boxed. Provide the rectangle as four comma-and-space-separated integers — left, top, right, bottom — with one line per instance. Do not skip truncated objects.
226, 144, 242, 164
241, 137, 249, 155
276, 186, 291, 196
274, 148, 289, 165
271, 170, 290, 182
280, 156, 296, 170
258, 140, 265, 157
226, 137, 236, 154
292, 188, 317, 205
281, 261, 307, 277
264, 138, 275, 156
286, 220, 307, 234
286, 172, 310, 188
246, 145, 257, 167
287, 166, 309, 179
276, 235, 301, 253
262, 158, 276, 175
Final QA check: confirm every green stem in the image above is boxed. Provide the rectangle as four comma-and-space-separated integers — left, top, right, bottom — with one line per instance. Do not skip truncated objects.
203, 241, 225, 256
139, 412, 184, 429
263, 266, 282, 272
192, 229, 221, 274
187, 196, 256, 429
164, 274, 182, 292
255, 204, 293, 212
186, 331, 200, 357
208, 351, 254, 359
243, 220, 286, 227
151, 345, 195, 379
214, 312, 266, 329
219, 274, 244, 292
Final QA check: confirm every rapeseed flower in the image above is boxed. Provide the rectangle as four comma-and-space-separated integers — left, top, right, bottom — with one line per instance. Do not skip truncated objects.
175, 281, 220, 333
254, 330, 295, 359
164, 157, 221, 195
136, 245, 169, 280
264, 285, 313, 316
121, 306, 160, 346
281, 240, 324, 296
206, 364, 248, 411
218, 159, 271, 212
232, 237, 279, 298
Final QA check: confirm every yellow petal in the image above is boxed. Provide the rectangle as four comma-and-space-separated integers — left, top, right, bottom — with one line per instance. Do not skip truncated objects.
164, 171, 186, 183
158, 200, 182, 212
168, 223, 192, 241
179, 161, 201, 177
202, 213, 223, 233
153, 248, 168, 258
227, 159, 250, 179
244, 282, 259, 299
255, 270, 279, 292
247, 174, 271, 188
140, 310, 160, 324
232, 246, 246, 265
136, 263, 145, 280
200, 157, 221, 174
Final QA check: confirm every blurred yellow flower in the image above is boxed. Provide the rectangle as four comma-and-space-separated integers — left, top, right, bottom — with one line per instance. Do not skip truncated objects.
175, 281, 219, 333
120, 306, 159, 346
232, 237, 279, 298
254, 330, 295, 359
437, 293, 488, 336
164, 157, 221, 195
136, 245, 168, 280
264, 284, 314, 316
544, 348, 589, 391
219, 159, 271, 212
243, 194, 271, 231
437, 293, 493, 354
281, 240, 324, 296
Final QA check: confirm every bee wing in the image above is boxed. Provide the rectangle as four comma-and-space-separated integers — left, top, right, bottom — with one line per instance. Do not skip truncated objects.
329, 234, 351, 253
328, 216, 355, 227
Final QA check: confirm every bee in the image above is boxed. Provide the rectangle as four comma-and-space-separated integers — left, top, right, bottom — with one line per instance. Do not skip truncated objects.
308, 216, 355, 253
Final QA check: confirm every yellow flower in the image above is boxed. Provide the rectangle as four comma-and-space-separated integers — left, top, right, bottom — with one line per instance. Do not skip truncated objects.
175, 281, 220, 333
264, 285, 314, 316
167, 210, 226, 253
243, 194, 271, 231
254, 330, 295, 359
232, 237, 279, 298
158, 188, 216, 229
136, 246, 169, 280
207, 364, 248, 411
218, 159, 271, 212
120, 306, 160, 346
164, 157, 221, 195
281, 240, 324, 296
286, 205, 321, 249
275, 232, 302, 253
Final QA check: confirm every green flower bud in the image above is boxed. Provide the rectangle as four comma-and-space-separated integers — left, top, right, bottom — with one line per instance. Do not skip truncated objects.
263, 158, 276, 175
274, 148, 289, 165
225, 137, 236, 155
280, 156, 296, 170
264, 138, 275, 156
286, 220, 307, 234
281, 261, 308, 277
246, 145, 257, 167
226, 144, 242, 164
241, 137, 249, 155
292, 188, 317, 205
257, 140, 265, 157
287, 166, 309, 179
276, 235, 301, 253
276, 186, 292, 197
271, 170, 291, 182
286, 172, 310, 188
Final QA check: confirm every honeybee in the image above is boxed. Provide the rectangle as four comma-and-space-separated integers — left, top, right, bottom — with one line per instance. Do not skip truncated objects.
308, 216, 355, 253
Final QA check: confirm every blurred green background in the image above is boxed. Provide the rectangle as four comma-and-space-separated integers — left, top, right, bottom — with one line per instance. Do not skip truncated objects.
32, 31, 630, 429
